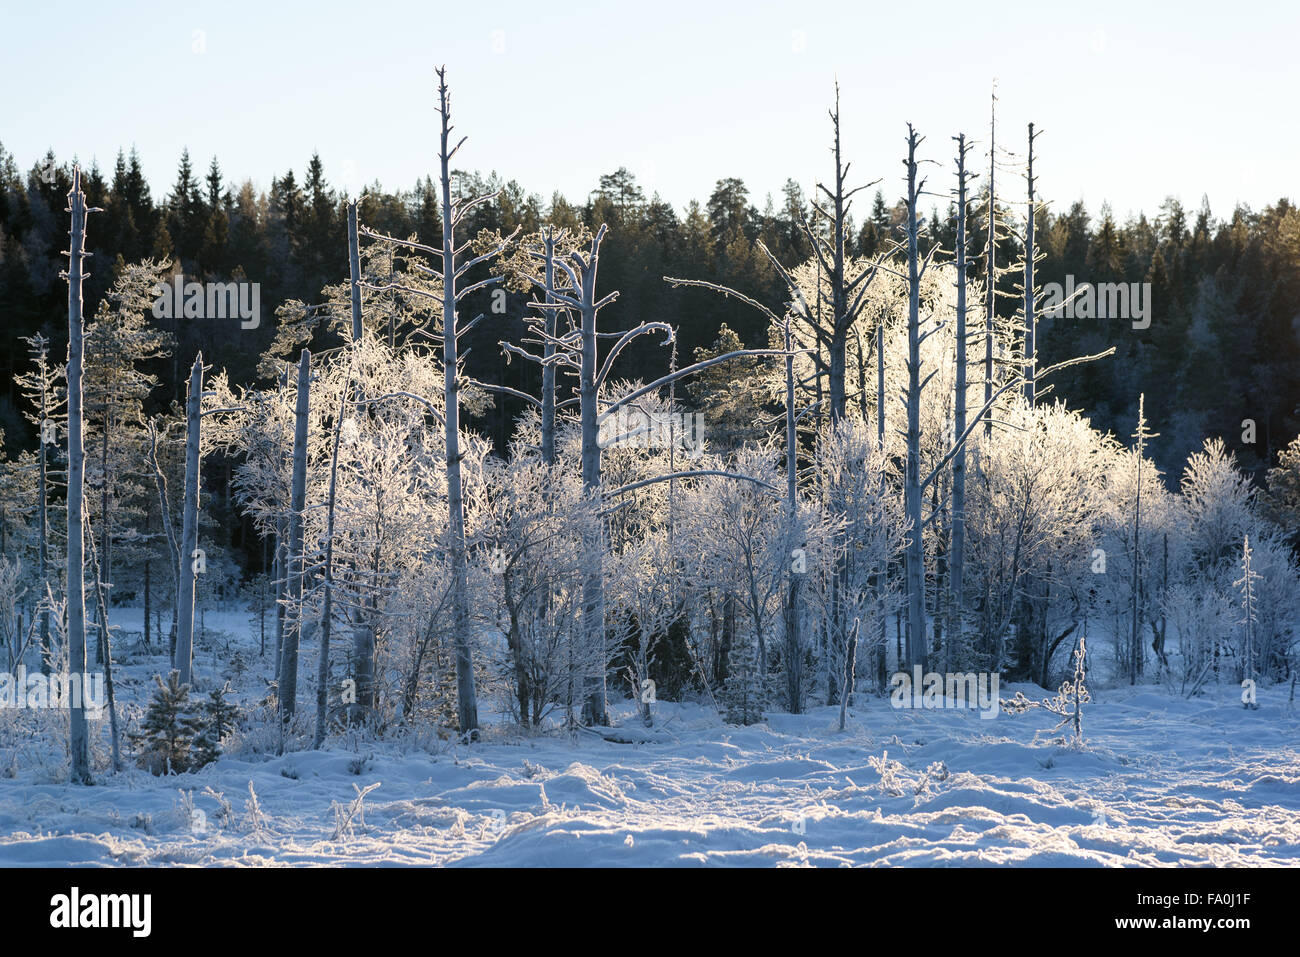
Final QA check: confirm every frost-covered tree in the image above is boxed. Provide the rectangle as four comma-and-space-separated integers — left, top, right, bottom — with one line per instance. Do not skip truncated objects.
131, 669, 200, 774
13, 334, 65, 674
966, 401, 1113, 678
357, 68, 519, 738
63, 167, 95, 784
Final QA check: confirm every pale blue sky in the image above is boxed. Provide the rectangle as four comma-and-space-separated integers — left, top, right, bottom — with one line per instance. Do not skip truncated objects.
5, 0, 1295, 221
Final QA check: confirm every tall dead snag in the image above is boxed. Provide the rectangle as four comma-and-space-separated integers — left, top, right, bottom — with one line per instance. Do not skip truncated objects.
875, 321, 887, 690
314, 366, 350, 748
308, 200, 366, 745
810, 85, 883, 424
902, 128, 929, 669
983, 85, 998, 438
359, 68, 519, 739
64, 166, 97, 784
437, 76, 479, 738
897, 127, 1023, 670
494, 225, 590, 467
782, 308, 803, 713
666, 89, 890, 710
806, 88, 882, 706
1022, 122, 1042, 405
174, 353, 203, 686
489, 225, 586, 723
575, 230, 616, 726
345, 198, 376, 723
950, 135, 974, 667
751, 89, 890, 704
278, 349, 311, 722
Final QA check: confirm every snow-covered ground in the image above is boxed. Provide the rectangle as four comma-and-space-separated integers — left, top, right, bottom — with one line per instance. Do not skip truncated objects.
2, 609, 1298, 867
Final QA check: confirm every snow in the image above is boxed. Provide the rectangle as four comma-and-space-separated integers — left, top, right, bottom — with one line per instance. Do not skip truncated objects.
2, 609, 1298, 867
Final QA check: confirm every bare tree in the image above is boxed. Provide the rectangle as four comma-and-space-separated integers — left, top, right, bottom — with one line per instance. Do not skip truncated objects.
359, 68, 519, 738
174, 354, 203, 686
983, 85, 998, 438
1021, 123, 1043, 405
63, 166, 96, 784
278, 349, 311, 722
896, 127, 1026, 669
949, 134, 974, 667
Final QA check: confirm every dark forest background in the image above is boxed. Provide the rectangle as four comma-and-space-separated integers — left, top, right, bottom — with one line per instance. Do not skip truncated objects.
1, 142, 1297, 575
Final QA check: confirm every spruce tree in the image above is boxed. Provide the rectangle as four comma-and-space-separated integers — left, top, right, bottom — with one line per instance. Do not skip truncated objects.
193, 683, 239, 767
132, 670, 201, 774
720, 641, 765, 726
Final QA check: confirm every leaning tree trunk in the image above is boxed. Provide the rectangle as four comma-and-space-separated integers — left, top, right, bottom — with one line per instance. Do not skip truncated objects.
278, 349, 311, 720
65, 167, 91, 785
174, 354, 203, 686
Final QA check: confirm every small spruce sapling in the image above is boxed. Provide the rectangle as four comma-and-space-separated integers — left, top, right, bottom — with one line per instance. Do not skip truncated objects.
1001, 636, 1091, 747
132, 670, 202, 774
193, 682, 240, 768
720, 641, 765, 726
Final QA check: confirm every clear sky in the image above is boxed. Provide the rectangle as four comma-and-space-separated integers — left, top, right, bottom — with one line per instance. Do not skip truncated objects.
5, 0, 1296, 222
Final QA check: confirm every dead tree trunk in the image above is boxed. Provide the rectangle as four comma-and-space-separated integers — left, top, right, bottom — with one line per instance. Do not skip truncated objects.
875, 321, 888, 691
783, 311, 803, 714
33, 336, 53, 674
1023, 123, 1040, 405
950, 134, 973, 668
983, 86, 998, 439
65, 167, 93, 785
314, 369, 350, 748
903, 128, 928, 670
346, 199, 376, 720
278, 349, 310, 720
435, 71, 481, 739
174, 354, 203, 686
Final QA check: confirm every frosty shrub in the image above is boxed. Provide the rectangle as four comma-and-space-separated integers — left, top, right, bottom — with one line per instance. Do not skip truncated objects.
1001, 637, 1091, 747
